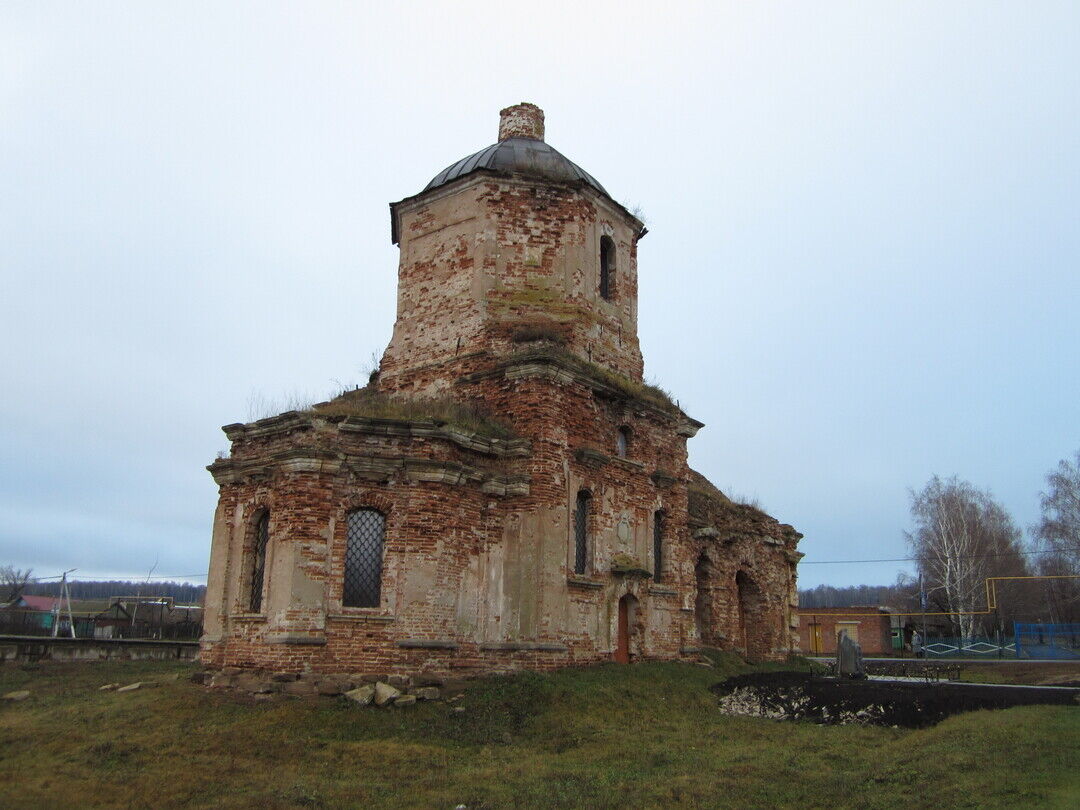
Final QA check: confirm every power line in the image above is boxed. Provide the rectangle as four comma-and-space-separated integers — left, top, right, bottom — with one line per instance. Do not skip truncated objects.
32, 572, 208, 581
800, 546, 1080, 565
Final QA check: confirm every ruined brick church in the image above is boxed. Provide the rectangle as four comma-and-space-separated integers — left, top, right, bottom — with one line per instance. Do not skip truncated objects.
200, 104, 803, 678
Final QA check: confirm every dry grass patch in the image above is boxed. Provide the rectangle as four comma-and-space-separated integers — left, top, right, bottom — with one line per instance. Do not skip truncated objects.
310, 387, 515, 439
1, 657, 1076, 809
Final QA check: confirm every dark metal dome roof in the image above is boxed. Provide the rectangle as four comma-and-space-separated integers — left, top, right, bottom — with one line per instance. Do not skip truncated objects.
423, 137, 609, 198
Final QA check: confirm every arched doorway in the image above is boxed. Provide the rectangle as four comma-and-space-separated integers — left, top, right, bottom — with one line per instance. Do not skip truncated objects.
615, 594, 638, 664
694, 553, 711, 645
735, 571, 765, 660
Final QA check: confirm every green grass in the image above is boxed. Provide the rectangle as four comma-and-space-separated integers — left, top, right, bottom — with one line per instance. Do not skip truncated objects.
1, 657, 1077, 809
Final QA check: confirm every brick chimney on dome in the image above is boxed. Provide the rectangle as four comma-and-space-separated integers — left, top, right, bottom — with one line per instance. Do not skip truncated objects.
498, 103, 545, 141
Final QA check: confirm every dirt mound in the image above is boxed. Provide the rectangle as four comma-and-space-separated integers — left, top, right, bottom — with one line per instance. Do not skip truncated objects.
710, 671, 1079, 728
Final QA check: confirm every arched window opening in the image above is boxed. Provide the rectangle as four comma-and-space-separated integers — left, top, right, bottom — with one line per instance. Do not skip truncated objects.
249, 511, 269, 613
653, 510, 664, 582
344, 508, 386, 608
616, 426, 630, 458
599, 235, 615, 300
574, 490, 591, 575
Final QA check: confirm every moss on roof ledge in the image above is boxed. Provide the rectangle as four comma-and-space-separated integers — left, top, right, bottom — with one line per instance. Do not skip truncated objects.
461, 345, 697, 425
309, 387, 516, 440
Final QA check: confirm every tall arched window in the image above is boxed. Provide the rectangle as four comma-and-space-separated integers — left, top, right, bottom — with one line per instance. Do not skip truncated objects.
574, 490, 591, 575
616, 426, 630, 459
249, 511, 269, 612
599, 235, 615, 300
653, 510, 664, 582
344, 508, 385, 608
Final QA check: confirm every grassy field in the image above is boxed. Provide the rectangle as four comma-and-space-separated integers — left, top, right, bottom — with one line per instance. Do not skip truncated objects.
1, 656, 1077, 809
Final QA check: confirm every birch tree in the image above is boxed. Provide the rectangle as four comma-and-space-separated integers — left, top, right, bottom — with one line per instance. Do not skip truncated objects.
906, 477, 1024, 637
1035, 450, 1080, 622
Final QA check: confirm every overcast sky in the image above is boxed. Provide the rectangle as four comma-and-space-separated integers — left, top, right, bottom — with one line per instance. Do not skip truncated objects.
2, 2, 1078, 590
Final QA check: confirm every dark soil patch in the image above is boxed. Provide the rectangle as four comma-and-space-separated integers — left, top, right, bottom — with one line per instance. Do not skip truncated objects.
710, 671, 1079, 728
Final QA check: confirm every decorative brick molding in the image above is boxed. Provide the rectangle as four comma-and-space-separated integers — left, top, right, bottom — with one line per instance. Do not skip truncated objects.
200, 105, 802, 679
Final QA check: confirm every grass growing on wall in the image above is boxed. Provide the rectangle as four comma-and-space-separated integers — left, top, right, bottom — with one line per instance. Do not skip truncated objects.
310, 387, 516, 439
1, 656, 1077, 809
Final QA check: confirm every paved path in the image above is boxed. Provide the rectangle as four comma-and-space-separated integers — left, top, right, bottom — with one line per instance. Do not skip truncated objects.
810, 656, 1076, 665
863, 674, 1080, 691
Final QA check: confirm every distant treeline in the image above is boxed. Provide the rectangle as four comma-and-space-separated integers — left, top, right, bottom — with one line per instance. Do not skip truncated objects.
798, 583, 912, 609
24, 580, 206, 605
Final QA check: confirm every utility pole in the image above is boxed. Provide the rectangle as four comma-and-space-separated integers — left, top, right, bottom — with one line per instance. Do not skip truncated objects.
50, 569, 77, 638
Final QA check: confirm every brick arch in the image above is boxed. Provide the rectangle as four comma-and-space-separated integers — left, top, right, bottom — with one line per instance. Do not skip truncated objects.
610, 578, 647, 660
340, 490, 395, 516
735, 569, 768, 661
237, 501, 274, 614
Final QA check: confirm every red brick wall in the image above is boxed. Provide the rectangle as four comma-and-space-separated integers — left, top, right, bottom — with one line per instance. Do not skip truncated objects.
201, 150, 803, 680
796, 607, 892, 655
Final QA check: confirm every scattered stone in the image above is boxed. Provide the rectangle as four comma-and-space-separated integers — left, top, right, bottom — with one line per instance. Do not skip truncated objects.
115, 682, 143, 693
99, 683, 120, 691
222, 666, 243, 676
413, 687, 441, 701
359, 673, 389, 685
387, 674, 411, 689
450, 706, 466, 714
209, 674, 234, 689
271, 672, 299, 683
253, 693, 275, 702
236, 674, 274, 694
283, 680, 316, 697
316, 677, 350, 697
344, 685, 376, 706
394, 694, 417, 707
2, 690, 30, 702
190, 671, 212, 685
374, 681, 401, 707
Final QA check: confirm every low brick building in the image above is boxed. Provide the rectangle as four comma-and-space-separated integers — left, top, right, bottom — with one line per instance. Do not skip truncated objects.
200, 104, 803, 679
796, 606, 893, 656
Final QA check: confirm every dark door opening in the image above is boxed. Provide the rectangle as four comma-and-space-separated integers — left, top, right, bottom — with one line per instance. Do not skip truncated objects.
615, 594, 636, 664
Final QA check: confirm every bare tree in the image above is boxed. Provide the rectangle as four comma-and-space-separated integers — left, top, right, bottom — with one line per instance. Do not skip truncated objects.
1035, 450, 1080, 622
907, 477, 1027, 637
1, 566, 34, 604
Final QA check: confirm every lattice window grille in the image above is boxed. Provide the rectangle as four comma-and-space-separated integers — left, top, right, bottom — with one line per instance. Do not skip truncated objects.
653, 511, 664, 582
344, 509, 385, 608
249, 512, 269, 612
574, 492, 590, 575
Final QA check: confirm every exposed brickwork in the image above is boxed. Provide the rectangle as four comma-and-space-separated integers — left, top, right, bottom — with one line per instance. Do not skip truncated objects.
201, 105, 803, 680
499, 102, 545, 141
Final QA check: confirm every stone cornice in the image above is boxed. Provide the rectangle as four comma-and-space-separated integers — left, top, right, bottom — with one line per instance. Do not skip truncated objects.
221, 411, 530, 458
208, 450, 529, 496
458, 349, 703, 435
390, 170, 645, 246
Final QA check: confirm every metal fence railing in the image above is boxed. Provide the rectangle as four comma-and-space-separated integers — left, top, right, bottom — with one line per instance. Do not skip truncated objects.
920, 636, 1016, 658
0, 610, 202, 641
1014, 623, 1080, 660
